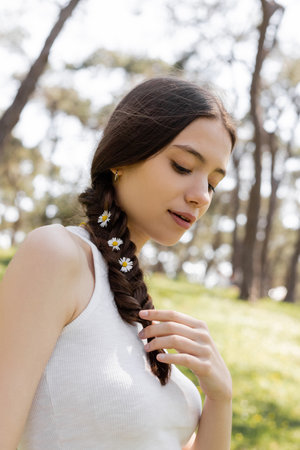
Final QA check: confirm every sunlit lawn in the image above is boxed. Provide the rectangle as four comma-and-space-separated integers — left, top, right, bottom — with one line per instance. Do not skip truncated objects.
147, 273, 300, 450
1, 250, 299, 449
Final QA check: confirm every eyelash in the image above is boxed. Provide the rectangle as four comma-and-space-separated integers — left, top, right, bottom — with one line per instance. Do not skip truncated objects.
171, 161, 216, 193
172, 161, 191, 175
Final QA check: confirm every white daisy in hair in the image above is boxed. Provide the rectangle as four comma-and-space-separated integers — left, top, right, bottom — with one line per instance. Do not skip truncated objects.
108, 237, 123, 251
98, 210, 111, 227
119, 257, 133, 273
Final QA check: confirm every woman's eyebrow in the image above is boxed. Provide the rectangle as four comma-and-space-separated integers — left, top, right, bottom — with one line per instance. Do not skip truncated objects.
171, 144, 226, 177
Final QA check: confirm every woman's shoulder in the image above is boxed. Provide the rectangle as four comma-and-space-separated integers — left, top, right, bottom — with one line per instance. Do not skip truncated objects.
0, 224, 85, 335
25, 223, 91, 264
27, 223, 80, 255
11, 224, 84, 289
3, 224, 87, 303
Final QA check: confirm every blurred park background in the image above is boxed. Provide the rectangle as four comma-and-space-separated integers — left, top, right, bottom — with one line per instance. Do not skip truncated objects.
0, 0, 299, 448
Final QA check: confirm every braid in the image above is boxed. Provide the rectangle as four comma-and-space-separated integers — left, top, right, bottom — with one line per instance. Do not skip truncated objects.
78, 172, 171, 385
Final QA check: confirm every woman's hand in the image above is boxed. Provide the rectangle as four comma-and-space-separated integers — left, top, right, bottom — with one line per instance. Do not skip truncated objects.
138, 309, 232, 402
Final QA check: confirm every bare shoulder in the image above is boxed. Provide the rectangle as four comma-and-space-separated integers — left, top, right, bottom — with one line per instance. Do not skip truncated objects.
0, 224, 82, 326
26, 224, 92, 267
26, 223, 82, 262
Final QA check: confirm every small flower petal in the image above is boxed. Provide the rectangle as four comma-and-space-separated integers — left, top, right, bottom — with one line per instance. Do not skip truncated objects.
119, 257, 133, 273
98, 210, 111, 227
108, 237, 123, 251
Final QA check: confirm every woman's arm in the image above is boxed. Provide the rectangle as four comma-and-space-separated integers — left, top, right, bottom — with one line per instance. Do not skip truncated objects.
181, 402, 232, 450
0, 225, 79, 450
138, 309, 232, 450
192, 397, 232, 450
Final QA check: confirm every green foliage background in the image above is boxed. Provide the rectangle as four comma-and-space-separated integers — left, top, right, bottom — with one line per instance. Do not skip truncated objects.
1, 251, 299, 449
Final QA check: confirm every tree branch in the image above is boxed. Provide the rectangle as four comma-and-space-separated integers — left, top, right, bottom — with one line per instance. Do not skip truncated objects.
0, 0, 82, 158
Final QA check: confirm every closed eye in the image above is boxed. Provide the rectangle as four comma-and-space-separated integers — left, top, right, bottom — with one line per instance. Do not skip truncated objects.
171, 161, 191, 175
172, 160, 216, 193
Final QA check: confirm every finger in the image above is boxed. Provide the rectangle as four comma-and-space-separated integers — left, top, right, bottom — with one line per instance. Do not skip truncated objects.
145, 335, 211, 358
139, 309, 208, 330
156, 352, 212, 376
139, 321, 209, 343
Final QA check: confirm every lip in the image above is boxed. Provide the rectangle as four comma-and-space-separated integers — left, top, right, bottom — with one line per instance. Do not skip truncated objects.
168, 210, 196, 229
169, 210, 196, 224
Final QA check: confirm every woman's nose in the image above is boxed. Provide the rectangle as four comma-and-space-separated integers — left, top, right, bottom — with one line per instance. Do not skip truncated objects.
185, 179, 211, 207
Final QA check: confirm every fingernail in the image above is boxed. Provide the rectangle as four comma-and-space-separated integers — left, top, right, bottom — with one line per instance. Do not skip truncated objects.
139, 310, 149, 317
144, 343, 150, 351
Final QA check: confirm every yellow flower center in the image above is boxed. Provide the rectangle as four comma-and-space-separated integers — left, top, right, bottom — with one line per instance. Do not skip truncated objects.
113, 241, 118, 246
102, 215, 107, 221
122, 261, 128, 267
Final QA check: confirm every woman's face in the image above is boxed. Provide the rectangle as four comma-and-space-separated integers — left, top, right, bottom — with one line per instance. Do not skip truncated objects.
114, 118, 232, 252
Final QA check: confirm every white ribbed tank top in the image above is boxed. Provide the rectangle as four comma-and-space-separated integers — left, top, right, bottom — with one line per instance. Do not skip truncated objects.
18, 225, 202, 450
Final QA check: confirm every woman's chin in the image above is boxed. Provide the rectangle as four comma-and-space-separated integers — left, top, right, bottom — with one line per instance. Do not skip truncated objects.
152, 234, 183, 247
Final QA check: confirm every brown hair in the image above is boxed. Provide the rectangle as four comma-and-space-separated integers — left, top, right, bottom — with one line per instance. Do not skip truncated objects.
78, 77, 236, 385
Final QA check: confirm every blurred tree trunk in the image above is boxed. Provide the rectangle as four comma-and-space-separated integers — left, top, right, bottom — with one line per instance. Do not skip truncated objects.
204, 230, 222, 277
259, 132, 280, 296
284, 225, 300, 303
151, 260, 165, 273
0, 0, 81, 159
203, 200, 229, 277
239, 0, 284, 300
231, 150, 242, 284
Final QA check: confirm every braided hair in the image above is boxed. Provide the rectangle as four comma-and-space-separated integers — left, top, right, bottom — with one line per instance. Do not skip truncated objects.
78, 77, 236, 385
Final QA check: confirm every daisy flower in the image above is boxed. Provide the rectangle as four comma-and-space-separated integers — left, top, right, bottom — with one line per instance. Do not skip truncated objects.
98, 210, 111, 227
119, 257, 133, 273
108, 237, 123, 251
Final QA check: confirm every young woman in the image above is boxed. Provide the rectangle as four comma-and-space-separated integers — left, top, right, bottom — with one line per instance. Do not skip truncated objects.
0, 77, 236, 450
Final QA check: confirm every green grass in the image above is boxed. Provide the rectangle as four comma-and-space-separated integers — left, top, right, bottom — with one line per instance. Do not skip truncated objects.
147, 273, 300, 450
